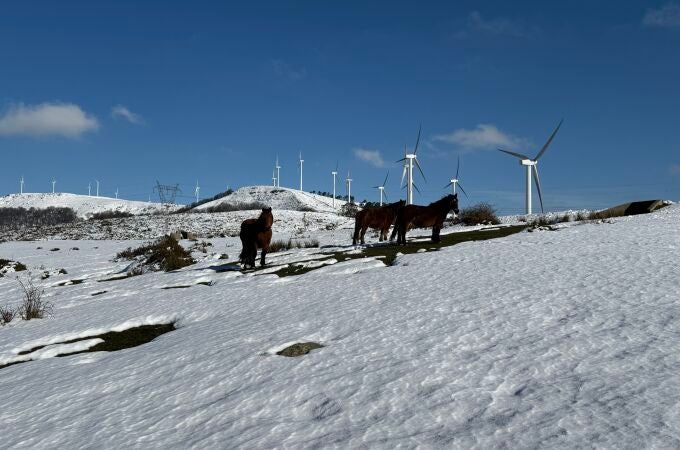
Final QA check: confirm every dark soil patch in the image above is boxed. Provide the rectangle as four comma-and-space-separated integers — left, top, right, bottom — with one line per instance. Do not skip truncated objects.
161, 281, 214, 289
57, 279, 84, 286
0, 323, 177, 370
270, 225, 526, 277
98, 274, 133, 282
276, 342, 324, 357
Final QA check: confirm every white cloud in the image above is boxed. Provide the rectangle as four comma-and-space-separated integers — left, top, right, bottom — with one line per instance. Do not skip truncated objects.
433, 124, 529, 152
271, 59, 307, 81
353, 148, 385, 168
455, 11, 530, 39
0, 102, 99, 138
644, 3, 680, 28
111, 105, 144, 125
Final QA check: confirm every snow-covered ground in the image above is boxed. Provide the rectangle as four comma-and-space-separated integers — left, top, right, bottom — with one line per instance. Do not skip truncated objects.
194, 185, 346, 213
0, 203, 679, 447
0, 193, 178, 218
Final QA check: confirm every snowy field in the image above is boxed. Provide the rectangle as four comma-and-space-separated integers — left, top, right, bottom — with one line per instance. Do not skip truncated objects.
0, 203, 679, 448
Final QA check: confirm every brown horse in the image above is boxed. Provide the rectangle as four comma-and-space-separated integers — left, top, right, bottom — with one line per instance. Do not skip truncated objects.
391, 194, 459, 245
353, 200, 405, 245
239, 207, 273, 268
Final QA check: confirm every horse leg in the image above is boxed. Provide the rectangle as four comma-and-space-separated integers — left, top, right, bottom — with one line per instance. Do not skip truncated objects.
352, 222, 360, 245
432, 226, 441, 243
248, 242, 257, 268
360, 226, 367, 244
260, 247, 267, 267
389, 224, 398, 242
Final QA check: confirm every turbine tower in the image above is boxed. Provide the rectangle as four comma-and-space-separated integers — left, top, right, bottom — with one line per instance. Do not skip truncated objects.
373, 171, 389, 206
272, 168, 277, 186
397, 125, 426, 205
498, 119, 563, 215
95, 180, 100, 197
20, 176, 24, 194
298, 152, 304, 191
275, 155, 281, 188
194, 180, 200, 203
51, 178, 56, 194
331, 162, 338, 208
88, 183, 91, 197
346, 171, 353, 204
115, 187, 119, 199
444, 156, 468, 198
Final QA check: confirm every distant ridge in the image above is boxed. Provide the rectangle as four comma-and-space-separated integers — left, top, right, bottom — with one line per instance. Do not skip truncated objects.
0, 193, 178, 219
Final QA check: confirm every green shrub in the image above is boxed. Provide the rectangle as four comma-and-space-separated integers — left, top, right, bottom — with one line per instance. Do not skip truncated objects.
117, 235, 195, 272
457, 203, 501, 226
340, 203, 359, 218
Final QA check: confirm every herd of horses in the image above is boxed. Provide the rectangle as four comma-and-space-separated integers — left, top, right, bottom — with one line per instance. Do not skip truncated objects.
239, 194, 459, 268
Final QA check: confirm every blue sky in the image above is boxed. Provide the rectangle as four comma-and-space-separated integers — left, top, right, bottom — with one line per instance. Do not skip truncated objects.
1, 0, 679, 213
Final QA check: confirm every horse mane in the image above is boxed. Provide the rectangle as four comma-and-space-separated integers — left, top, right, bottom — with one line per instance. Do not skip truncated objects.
427, 194, 455, 209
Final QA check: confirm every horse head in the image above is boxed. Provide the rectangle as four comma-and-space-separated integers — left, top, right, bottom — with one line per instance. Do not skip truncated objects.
260, 207, 274, 227
447, 194, 459, 215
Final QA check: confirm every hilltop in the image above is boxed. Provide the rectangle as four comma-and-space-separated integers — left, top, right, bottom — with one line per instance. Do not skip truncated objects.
192, 185, 346, 213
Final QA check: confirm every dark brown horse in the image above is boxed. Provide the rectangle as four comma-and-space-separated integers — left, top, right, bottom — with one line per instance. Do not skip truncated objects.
239, 207, 273, 268
391, 194, 459, 245
353, 200, 405, 245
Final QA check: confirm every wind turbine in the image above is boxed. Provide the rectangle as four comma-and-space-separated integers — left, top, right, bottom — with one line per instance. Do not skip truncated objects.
272, 168, 277, 186
346, 171, 353, 204
444, 156, 468, 198
373, 171, 389, 206
20, 176, 24, 194
331, 162, 338, 208
115, 187, 119, 199
51, 178, 56, 194
95, 180, 100, 197
194, 180, 200, 203
298, 152, 304, 191
498, 119, 563, 215
88, 183, 91, 197
397, 125, 426, 205
275, 155, 281, 188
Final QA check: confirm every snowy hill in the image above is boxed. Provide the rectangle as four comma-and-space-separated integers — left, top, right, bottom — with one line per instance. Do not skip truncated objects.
0, 193, 178, 219
2, 204, 680, 447
193, 185, 346, 213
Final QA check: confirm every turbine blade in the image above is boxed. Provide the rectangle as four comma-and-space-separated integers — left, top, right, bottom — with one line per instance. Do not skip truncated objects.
396, 157, 407, 163
498, 148, 530, 160
456, 156, 460, 179
457, 182, 469, 199
444, 181, 452, 189
335, 160, 338, 172
383, 190, 388, 201
400, 164, 407, 186
414, 158, 427, 183
382, 171, 389, 187
413, 124, 422, 155
534, 118, 563, 160
412, 183, 421, 194
532, 165, 545, 213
